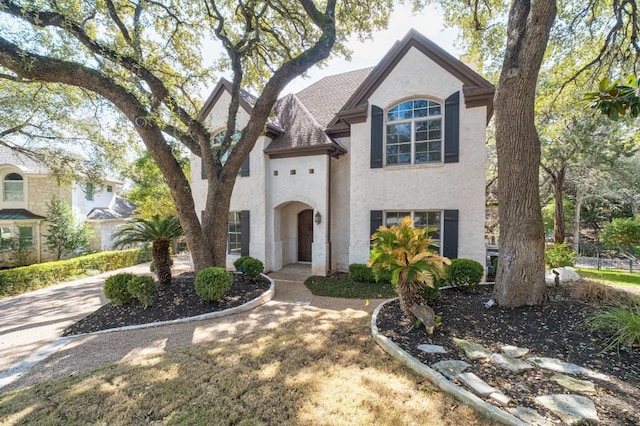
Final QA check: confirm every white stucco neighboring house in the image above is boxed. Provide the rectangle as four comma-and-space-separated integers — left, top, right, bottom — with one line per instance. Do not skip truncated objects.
191, 29, 494, 276
0, 146, 136, 266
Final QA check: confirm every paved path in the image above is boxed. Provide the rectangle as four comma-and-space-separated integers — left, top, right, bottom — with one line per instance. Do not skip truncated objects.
0, 260, 384, 393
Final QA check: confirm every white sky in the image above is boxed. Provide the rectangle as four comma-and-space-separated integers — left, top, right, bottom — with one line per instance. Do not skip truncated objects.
282, 3, 461, 95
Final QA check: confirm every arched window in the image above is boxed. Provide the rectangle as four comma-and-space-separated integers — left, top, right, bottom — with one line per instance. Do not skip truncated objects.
386, 99, 442, 165
3, 173, 24, 201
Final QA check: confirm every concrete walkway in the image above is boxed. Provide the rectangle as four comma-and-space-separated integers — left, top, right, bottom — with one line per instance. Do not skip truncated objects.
0, 260, 384, 393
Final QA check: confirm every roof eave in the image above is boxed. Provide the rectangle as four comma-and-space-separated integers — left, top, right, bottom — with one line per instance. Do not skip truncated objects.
198, 78, 255, 121
264, 143, 347, 159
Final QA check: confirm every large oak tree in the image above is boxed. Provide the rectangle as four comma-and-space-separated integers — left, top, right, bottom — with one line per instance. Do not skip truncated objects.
0, 0, 392, 272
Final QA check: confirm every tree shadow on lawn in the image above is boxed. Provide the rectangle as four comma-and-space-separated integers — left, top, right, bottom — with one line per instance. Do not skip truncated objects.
0, 307, 494, 425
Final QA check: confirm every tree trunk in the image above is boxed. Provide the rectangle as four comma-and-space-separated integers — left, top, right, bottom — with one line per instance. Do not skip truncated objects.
153, 239, 172, 286
396, 272, 425, 322
553, 167, 566, 244
492, 0, 556, 307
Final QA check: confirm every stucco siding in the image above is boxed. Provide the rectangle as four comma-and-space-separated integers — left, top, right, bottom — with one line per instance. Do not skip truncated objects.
330, 138, 351, 272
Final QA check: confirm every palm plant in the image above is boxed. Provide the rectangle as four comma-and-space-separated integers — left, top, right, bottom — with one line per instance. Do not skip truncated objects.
368, 216, 449, 323
112, 215, 183, 286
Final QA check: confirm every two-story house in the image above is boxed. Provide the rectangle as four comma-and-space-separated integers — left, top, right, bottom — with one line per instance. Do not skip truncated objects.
0, 146, 136, 266
191, 29, 494, 276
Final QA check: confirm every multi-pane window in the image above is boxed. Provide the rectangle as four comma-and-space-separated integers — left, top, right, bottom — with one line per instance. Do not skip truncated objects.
85, 183, 94, 201
18, 226, 33, 248
228, 211, 242, 254
214, 130, 242, 164
386, 99, 442, 165
384, 210, 442, 250
0, 227, 10, 251
3, 173, 24, 201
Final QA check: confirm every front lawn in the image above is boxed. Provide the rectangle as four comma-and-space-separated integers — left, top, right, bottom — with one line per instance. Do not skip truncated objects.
576, 268, 640, 287
304, 274, 397, 298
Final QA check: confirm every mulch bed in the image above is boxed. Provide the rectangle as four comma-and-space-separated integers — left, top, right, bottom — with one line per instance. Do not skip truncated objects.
376, 284, 640, 425
63, 272, 270, 336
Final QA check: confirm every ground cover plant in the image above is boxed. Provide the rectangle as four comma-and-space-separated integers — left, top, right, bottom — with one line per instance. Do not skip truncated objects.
304, 274, 396, 299
0, 310, 489, 425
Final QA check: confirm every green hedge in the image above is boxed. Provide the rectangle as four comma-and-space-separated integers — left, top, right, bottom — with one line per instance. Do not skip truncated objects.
0, 248, 152, 298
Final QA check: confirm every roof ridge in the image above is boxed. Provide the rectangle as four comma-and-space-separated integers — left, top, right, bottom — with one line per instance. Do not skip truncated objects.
290, 93, 327, 132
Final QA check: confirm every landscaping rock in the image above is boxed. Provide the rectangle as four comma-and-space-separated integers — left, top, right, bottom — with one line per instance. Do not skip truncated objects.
452, 337, 492, 360
457, 372, 498, 397
501, 345, 529, 358
509, 406, 553, 426
489, 391, 511, 406
550, 374, 596, 393
431, 360, 471, 379
527, 357, 585, 375
535, 394, 598, 425
491, 353, 533, 373
417, 344, 446, 354
409, 304, 436, 334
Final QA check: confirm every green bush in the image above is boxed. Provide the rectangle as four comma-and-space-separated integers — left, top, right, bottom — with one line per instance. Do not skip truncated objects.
421, 277, 442, 301
104, 273, 136, 305
0, 248, 149, 299
127, 276, 156, 308
349, 263, 375, 283
233, 256, 247, 271
242, 257, 264, 279
445, 258, 484, 290
545, 242, 577, 269
195, 267, 233, 301
587, 303, 640, 351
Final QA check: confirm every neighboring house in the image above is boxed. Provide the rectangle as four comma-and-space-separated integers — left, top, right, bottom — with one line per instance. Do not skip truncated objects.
0, 146, 136, 266
191, 29, 494, 276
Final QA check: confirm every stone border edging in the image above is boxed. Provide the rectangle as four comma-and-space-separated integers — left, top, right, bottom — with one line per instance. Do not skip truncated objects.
0, 274, 275, 392
371, 298, 527, 426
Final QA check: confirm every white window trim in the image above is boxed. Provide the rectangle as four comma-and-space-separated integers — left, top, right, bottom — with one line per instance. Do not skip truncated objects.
227, 211, 242, 255
384, 99, 444, 167
3, 172, 24, 202
383, 210, 443, 254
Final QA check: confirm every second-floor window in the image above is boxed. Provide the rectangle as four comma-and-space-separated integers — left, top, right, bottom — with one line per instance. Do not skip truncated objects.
85, 183, 94, 201
386, 99, 442, 166
3, 173, 24, 201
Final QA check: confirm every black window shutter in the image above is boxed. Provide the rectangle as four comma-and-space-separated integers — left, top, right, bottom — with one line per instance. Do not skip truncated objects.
240, 210, 250, 256
444, 91, 460, 163
370, 210, 383, 246
239, 154, 250, 177
442, 209, 459, 259
370, 105, 383, 168
201, 158, 207, 180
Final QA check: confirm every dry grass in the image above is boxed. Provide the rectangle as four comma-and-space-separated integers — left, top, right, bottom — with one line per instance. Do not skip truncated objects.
0, 308, 491, 426
569, 279, 640, 306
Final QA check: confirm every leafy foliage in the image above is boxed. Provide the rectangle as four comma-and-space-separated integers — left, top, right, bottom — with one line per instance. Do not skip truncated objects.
545, 243, 578, 269
127, 276, 156, 308
349, 263, 375, 283
584, 76, 640, 120
602, 216, 640, 259
233, 256, 263, 279
104, 273, 136, 305
445, 258, 484, 290
195, 267, 233, 302
368, 216, 449, 320
4, 237, 35, 267
112, 216, 182, 286
45, 198, 94, 260
588, 303, 640, 352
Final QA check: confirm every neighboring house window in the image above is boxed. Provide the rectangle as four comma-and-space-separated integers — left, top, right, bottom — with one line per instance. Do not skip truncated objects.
85, 183, 94, 201
386, 99, 442, 165
228, 211, 242, 254
3, 173, 24, 201
18, 226, 33, 248
385, 210, 442, 249
107, 185, 113, 192
0, 227, 10, 251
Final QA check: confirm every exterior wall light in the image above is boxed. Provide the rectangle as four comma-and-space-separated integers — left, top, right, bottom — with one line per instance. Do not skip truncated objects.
315, 211, 321, 225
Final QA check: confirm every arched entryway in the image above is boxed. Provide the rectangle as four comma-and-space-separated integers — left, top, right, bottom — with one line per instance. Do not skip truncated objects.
297, 209, 313, 262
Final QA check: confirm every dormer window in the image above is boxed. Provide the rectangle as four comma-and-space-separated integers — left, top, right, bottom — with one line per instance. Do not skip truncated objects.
386, 99, 442, 165
3, 173, 24, 201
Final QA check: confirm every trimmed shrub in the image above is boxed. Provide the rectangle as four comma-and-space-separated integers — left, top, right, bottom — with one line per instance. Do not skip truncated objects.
445, 258, 484, 290
242, 257, 264, 279
127, 276, 156, 308
233, 256, 247, 272
0, 248, 149, 299
104, 273, 136, 305
349, 263, 375, 283
545, 242, 577, 269
195, 267, 233, 301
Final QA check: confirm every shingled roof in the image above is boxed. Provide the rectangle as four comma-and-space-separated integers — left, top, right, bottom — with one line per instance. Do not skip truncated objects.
0, 146, 49, 174
86, 196, 137, 220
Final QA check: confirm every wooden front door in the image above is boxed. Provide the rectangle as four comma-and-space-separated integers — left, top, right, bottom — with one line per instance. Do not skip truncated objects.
297, 209, 313, 262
